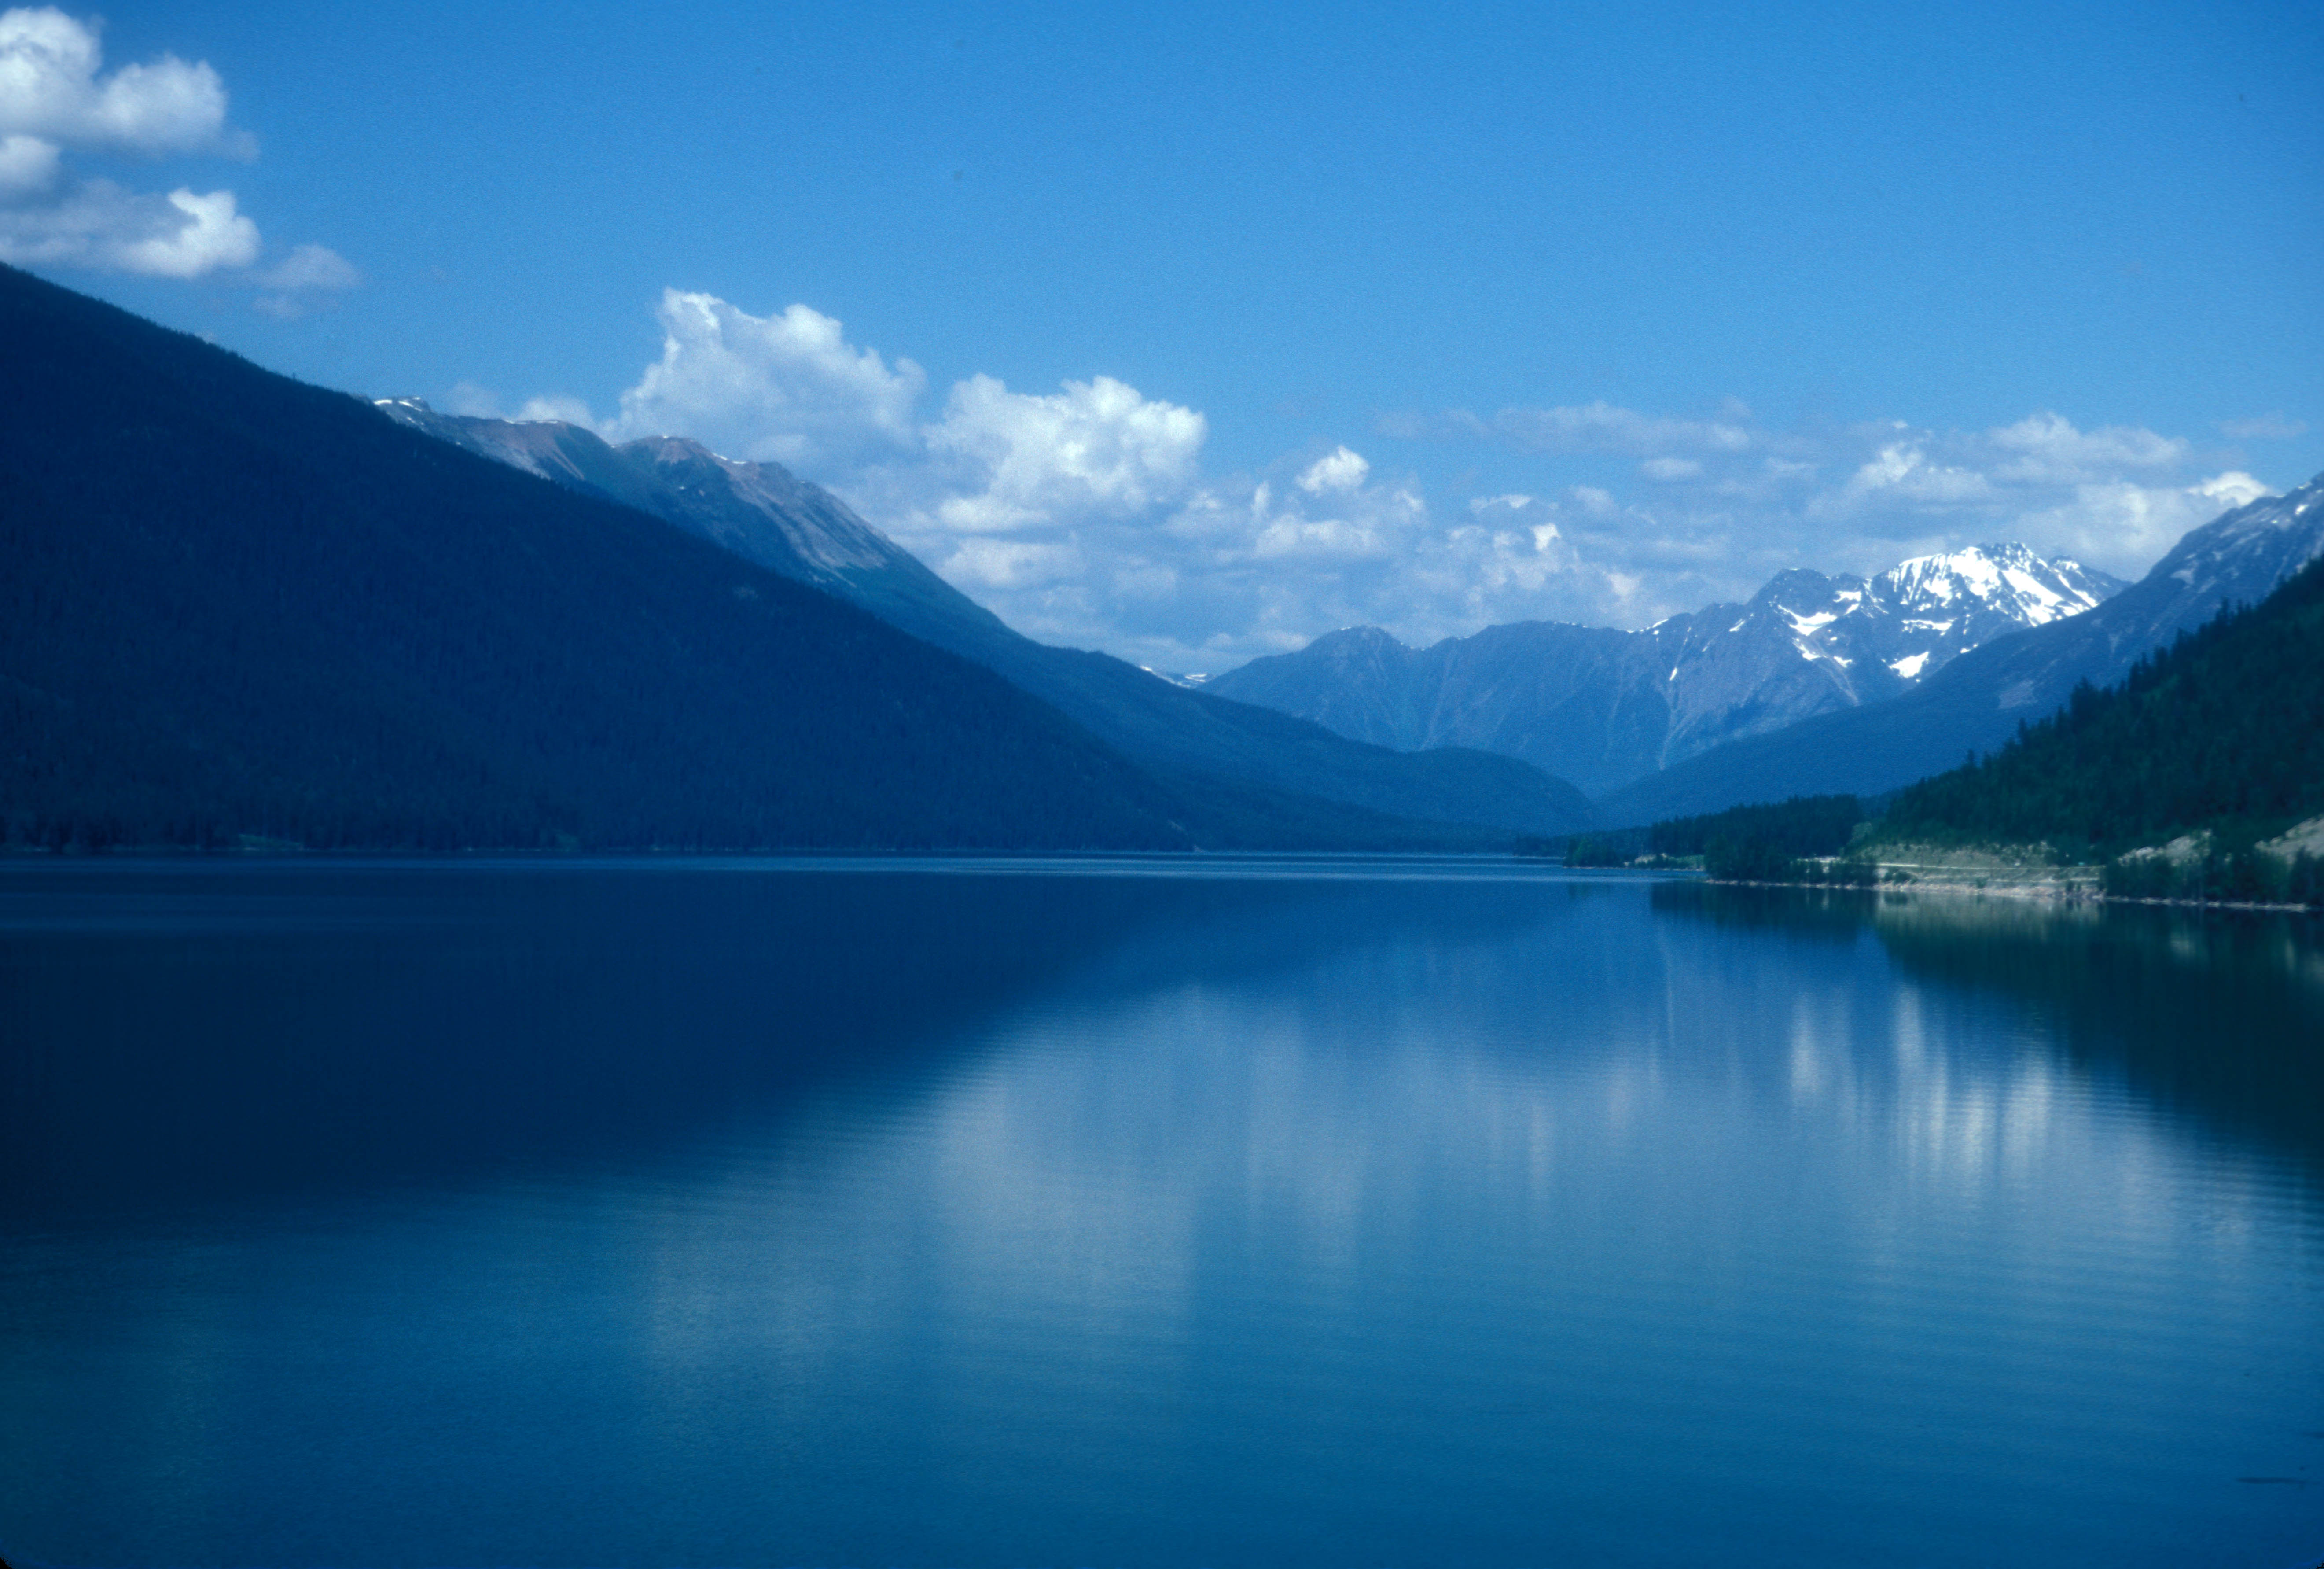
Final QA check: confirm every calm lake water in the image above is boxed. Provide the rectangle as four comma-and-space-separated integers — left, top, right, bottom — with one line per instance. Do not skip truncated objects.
1, 858, 2320, 1567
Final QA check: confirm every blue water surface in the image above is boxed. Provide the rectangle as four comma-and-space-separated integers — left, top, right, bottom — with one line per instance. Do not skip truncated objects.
0, 857, 2319, 1567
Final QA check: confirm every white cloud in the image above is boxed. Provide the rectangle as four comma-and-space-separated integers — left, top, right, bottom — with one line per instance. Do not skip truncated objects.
1776, 416, 2258, 579
1297, 445, 1369, 495
0, 128, 54, 192
252, 241, 358, 317
2193, 471, 2270, 508
605, 291, 925, 469
939, 537, 1084, 591
445, 381, 507, 419
1641, 457, 1701, 482
516, 394, 597, 426
921, 372, 1204, 532
0, 7, 250, 156
259, 242, 358, 292
1986, 411, 2187, 483
112, 184, 254, 275
0, 10, 345, 294
1819, 439, 1995, 512
2014, 475, 2270, 569
0, 177, 255, 275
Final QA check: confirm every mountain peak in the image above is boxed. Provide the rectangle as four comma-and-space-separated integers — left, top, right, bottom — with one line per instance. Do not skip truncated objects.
1310, 626, 1411, 655
1869, 541, 2122, 632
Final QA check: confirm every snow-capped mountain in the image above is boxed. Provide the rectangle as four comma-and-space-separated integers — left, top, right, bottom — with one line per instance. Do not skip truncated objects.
1596, 472, 2324, 823
1855, 545, 2121, 678
1205, 544, 2122, 796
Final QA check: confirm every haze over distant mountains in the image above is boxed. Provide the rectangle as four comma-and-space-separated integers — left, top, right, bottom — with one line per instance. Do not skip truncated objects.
1207, 545, 2123, 796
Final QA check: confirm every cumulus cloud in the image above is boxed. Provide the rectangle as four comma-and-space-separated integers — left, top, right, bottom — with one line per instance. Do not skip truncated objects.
259, 242, 358, 292
0, 177, 255, 274
604, 291, 925, 469
0, 7, 250, 156
1238, 406, 2273, 659
1818, 436, 1996, 512
0, 8, 344, 295
920, 372, 1204, 533
1297, 446, 1369, 495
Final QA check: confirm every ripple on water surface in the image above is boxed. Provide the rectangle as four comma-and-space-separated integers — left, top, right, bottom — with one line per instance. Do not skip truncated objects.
0, 861, 2319, 1567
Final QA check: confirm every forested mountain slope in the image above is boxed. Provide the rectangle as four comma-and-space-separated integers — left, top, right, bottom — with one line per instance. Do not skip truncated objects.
382, 403, 1593, 836
0, 263, 1205, 851
1873, 553, 2324, 855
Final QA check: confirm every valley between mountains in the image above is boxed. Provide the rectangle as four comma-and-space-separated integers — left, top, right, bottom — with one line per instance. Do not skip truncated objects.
6, 259, 2320, 855
383, 387, 2324, 836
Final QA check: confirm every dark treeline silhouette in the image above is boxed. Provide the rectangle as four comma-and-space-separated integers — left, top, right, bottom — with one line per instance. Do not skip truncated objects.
1873, 553, 2324, 902
1644, 793, 1864, 881
1561, 833, 1640, 867
0, 264, 1504, 853
1635, 794, 1869, 884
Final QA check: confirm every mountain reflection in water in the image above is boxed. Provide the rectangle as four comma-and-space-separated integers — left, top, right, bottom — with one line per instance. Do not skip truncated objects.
1, 861, 2319, 1569
1655, 880, 2324, 1172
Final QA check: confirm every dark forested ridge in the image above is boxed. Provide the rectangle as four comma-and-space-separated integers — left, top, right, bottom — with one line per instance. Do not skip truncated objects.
1875, 554, 2324, 857
382, 402, 1596, 838
0, 262, 1225, 851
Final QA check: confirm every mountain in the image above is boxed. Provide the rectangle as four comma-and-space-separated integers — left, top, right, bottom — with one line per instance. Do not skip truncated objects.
1597, 475, 2324, 825
377, 400, 1003, 657
1206, 545, 2120, 796
0, 261, 1316, 853
380, 403, 1595, 837
1871, 549, 2324, 858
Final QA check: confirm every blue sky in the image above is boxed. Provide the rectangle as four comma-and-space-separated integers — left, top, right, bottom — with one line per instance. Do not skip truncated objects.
7, 0, 2320, 667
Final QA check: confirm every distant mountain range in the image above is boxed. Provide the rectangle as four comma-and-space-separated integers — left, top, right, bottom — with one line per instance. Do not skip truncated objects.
379, 400, 1592, 838
1207, 545, 2122, 796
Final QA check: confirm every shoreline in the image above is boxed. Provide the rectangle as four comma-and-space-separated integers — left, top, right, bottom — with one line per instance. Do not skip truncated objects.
1702, 875, 2320, 915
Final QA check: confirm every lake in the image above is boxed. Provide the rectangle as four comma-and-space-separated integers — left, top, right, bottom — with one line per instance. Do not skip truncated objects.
1, 858, 2319, 1567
